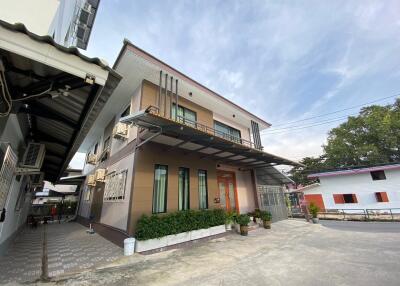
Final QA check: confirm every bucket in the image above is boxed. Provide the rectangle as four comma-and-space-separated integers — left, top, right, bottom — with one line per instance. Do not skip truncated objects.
124, 237, 136, 256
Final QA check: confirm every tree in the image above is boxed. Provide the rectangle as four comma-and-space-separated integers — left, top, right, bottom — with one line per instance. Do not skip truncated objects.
290, 156, 325, 186
290, 99, 400, 185
324, 99, 400, 167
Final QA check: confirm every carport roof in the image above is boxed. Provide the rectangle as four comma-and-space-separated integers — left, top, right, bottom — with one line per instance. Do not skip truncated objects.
0, 20, 121, 182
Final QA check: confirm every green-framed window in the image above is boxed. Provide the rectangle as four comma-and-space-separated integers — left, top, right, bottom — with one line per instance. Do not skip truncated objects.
178, 167, 190, 210
153, 164, 168, 213
198, 170, 208, 209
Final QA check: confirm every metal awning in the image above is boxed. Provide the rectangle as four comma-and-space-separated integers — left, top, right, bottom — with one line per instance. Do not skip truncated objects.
256, 166, 294, 185
0, 20, 121, 182
121, 107, 302, 168
57, 174, 86, 185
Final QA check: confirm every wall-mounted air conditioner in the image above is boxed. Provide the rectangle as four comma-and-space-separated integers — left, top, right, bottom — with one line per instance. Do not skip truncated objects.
112, 123, 128, 140
87, 174, 96, 186
87, 154, 97, 165
94, 169, 106, 182
31, 172, 44, 187
20, 143, 45, 169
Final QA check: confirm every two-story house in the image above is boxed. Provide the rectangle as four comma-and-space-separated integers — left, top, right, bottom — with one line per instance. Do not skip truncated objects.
77, 40, 299, 241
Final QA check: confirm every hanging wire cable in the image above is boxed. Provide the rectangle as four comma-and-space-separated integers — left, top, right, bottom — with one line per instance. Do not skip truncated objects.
262, 112, 359, 133
269, 93, 400, 128
11, 82, 53, 102
0, 70, 12, 117
261, 116, 356, 135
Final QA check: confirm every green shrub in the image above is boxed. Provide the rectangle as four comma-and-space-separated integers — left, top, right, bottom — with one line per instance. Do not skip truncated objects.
260, 211, 272, 221
236, 214, 250, 226
135, 208, 226, 240
309, 203, 320, 218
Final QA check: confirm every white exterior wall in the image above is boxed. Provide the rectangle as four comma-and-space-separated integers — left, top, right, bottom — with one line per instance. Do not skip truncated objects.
304, 169, 400, 210
0, 0, 59, 35
99, 152, 134, 231
0, 115, 31, 255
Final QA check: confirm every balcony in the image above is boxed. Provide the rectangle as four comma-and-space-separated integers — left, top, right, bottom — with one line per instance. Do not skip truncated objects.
146, 106, 262, 151
120, 106, 301, 168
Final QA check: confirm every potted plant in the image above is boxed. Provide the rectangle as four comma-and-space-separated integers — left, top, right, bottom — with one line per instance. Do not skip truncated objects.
254, 208, 261, 223
225, 211, 236, 231
236, 214, 250, 236
260, 211, 272, 229
309, 202, 320, 224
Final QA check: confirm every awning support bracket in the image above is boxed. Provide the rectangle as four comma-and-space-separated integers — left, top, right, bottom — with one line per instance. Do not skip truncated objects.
135, 122, 162, 149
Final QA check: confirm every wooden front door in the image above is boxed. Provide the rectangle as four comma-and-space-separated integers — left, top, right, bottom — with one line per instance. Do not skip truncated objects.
217, 171, 239, 212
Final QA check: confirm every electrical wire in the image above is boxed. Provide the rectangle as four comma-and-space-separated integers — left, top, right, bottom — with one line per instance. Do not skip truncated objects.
11, 82, 53, 102
261, 116, 356, 135
269, 93, 400, 128
262, 112, 359, 133
0, 71, 12, 117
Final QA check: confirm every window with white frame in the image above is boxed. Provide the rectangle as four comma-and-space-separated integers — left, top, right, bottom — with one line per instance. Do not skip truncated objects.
103, 170, 128, 201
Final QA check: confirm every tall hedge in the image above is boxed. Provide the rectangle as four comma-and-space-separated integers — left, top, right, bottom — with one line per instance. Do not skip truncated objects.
135, 209, 225, 241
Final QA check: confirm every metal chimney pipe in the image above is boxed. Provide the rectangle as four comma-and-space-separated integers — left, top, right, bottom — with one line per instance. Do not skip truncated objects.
164, 73, 168, 117
175, 79, 179, 121
158, 70, 162, 113
170, 76, 173, 119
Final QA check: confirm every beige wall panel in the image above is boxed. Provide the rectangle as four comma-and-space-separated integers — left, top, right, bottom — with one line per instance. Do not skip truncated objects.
140, 80, 214, 127
130, 142, 220, 232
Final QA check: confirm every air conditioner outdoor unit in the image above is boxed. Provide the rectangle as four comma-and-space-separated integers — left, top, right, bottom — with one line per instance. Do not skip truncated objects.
31, 172, 44, 187
87, 174, 96, 186
20, 143, 45, 169
94, 169, 106, 182
87, 154, 97, 165
112, 123, 128, 140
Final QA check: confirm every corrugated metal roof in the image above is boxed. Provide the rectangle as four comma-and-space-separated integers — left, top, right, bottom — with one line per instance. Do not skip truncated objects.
0, 20, 121, 182
0, 20, 111, 70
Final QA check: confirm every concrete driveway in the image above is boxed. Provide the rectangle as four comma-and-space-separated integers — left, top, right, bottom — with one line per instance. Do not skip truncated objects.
321, 220, 400, 233
29, 219, 400, 286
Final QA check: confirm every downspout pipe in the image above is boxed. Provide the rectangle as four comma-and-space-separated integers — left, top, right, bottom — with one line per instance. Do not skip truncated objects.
158, 70, 162, 113
170, 76, 173, 119
175, 79, 178, 121
164, 73, 168, 117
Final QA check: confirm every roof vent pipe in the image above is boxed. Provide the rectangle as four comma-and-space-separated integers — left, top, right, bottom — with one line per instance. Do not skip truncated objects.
170, 75, 173, 119
158, 70, 162, 112
164, 73, 168, 117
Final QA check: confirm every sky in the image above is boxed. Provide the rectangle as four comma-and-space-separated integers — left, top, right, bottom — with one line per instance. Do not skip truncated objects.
70, 0, 400, 169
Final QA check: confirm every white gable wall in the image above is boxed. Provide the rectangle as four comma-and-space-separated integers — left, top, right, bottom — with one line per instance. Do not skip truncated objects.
304, 169, 400, 210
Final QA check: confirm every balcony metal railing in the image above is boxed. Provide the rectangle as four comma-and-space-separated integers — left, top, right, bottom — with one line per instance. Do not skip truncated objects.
146, 106, 263, 151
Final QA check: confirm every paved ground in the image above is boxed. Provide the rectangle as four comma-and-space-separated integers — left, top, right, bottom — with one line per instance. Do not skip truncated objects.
22, 219, 400, 286
0, 222, 122, 284
321, 219, 400, 233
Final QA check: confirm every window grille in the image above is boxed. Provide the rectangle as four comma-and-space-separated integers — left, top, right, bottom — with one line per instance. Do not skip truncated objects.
0, 144, 17, 210
103, 169, 128, 201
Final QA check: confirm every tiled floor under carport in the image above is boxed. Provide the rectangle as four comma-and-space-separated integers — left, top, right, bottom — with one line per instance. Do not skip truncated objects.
0, 222, 123, 284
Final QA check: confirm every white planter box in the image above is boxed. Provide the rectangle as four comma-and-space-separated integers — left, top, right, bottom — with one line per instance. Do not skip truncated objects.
209, 225, 226, 236
166, 232, 191, 246
135, 237, 168, 253
135, 225, 225, 253
190, 228, 210, 240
